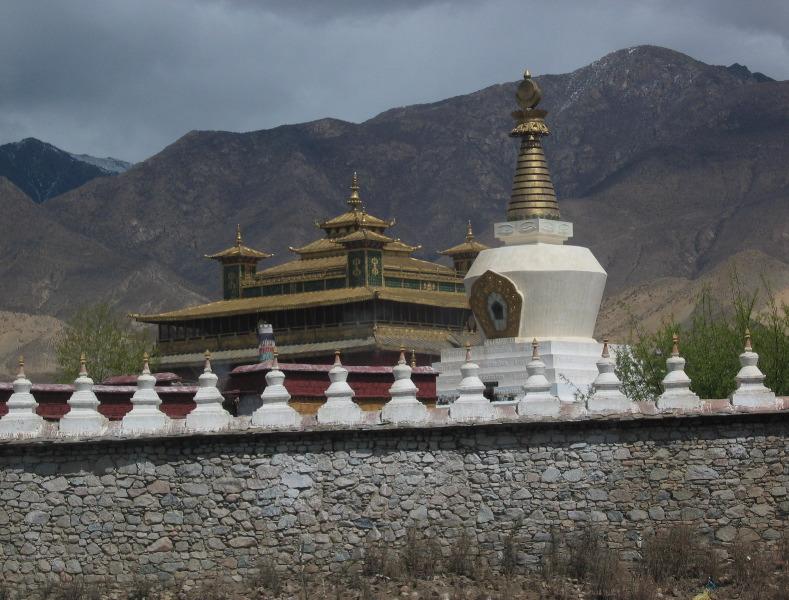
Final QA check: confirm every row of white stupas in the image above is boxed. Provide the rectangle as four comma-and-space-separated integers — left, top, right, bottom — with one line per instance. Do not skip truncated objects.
0, 330, 779, 439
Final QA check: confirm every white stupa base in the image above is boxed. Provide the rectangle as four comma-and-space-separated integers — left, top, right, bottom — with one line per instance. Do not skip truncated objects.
657, 391, 702, 411
449, 398, 496, 422
436, 338, 604, 403
317, 401, 363, 425
517, 393, 561, 417
730, 387, 778, 409
59, 413, 108, 437
0, 415, 45, 438
185, 410, 232, 432
381, 401, 429, 425
252, 404, 302, 428
587, 392, 636, 414
121, 412, 171, 435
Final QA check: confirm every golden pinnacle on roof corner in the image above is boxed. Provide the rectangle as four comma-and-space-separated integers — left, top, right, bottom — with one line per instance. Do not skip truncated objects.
347, 171, 362, 210
507, 69, 561, 222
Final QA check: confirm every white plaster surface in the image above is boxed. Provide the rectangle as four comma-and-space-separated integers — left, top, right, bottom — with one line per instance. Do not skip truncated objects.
185, 360, 232, 432
449, 353, 495, 422
465, 242, 607, 340
317, 356, 364, 425
436, 338, 603, 403
59, 367, 108, 437
251, 361, 301, 428
0, 366, 44, 438
587, 348, 636, 414
730, 345, 778, 409
382, 352, 428, 425
657, 352, 701, 411
517, 344, 560, 417
121, 361, 171, 435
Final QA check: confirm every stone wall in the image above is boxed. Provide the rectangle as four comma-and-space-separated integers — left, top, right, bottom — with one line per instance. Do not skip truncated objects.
0, 411, 787, 591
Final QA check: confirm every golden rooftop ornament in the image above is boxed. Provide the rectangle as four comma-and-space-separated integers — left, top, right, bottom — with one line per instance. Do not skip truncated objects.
507, 69, 561, 221
347, 171, 362, 210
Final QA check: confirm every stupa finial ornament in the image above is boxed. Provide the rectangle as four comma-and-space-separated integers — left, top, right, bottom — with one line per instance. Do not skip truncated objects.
235, 224, 243, 246
507, 68, 560, 221
347, 172, 362, 210
17, 355, 25, 379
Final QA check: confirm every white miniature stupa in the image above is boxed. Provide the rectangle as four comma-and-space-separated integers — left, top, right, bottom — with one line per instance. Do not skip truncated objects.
657, 334, 702, 411
449, 344, 496, 422
587, 340, 635, 414
59, 353, 109, 437
185, 351, 232, 432
317, 351, 363, 425
251, 352, 301, 428
517, 339, 560, 417
382, 347, 428, 425
121, 352, 171, 435
0, 356, 45, 438
435, 70, 607, 402
730, 330, 778, 409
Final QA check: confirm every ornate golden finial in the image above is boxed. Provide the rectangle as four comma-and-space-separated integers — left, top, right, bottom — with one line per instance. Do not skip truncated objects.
235, 224, 243, 246
142, 351, 151, 375
464, 340, 472, 363
507, 68, 560, 221
347, 172, 362, 210
204, 350, 212, 373
17, 355, 25, 379
744, 328, 752, 352
532, 338, 539, 360
398, 345, 406, 365
671, 334, 679, 357
601, 338, 610, 358
465, 220, 474, 242
410, 349, 417, 368
334, 349, 342, 366
79, 352, 87, 377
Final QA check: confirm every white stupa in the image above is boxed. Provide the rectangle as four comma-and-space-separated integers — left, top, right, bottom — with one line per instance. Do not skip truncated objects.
730, 330, 778, 409
435, 70, 606, 402
449, 344, 496, 422
587, 340, 636, 414
121, 353, 172, 435
382, 347, 428, 425
517, 340, 560, 417
317, 351, 364, 425
251, 352, 301, 428
657, 334, 702, 411
185, 351, 232, 432
59, 354, 109, 437
0, 356, 45, 438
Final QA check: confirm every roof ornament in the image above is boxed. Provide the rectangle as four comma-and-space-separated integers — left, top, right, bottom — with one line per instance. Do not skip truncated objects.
466, 221, 475, 242
235, 224, 243, 247
507, 68, 561, 221
347, 172, 362, 211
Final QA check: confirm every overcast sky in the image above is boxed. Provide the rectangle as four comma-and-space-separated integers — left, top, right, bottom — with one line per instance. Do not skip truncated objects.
1, 0, 787, 162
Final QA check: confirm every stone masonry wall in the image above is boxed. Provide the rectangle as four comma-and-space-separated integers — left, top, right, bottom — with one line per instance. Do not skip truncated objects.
0, 412, 787, 592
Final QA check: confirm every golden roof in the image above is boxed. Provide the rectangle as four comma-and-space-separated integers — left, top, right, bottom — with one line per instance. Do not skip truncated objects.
256, 255, 346, 277
507, 71, 561, 221
439, 221, 489, 256
384, 255, 456, 276
384, 239, 421, 254
206, 225, 272, 261
319, 210, 391, 231
289, 238, 343, 257
335, 229, 394, 244
134, 286, 468, 323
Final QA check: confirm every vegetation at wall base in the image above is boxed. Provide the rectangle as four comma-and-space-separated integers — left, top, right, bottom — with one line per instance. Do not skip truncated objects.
53, 302, 157, 383
615, 272, 789, 401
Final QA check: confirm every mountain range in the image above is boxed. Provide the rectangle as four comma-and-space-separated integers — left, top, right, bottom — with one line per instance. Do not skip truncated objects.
1, 45, 787, 376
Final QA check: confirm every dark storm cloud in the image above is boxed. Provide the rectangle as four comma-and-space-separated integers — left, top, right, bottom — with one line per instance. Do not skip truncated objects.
0, 0, 786, 162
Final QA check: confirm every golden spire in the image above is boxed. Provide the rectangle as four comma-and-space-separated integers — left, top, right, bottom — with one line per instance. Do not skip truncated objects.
399, 345, 406, 365
79, 352, 87, 377
142, 351, 151, 375
671, 333, 680, 357
744, 328, 752, 352
410, 349, 417, 368
17, 355, 25, 379
465, 220, 474, 242
235, 224, 243, 246
334, 349, 342, 366
507, 69, 560, 221
204, 350, 212, 373
347, 172, 362, 211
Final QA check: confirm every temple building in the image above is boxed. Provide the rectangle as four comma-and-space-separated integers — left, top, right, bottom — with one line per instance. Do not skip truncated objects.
134, 174, 487, 373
